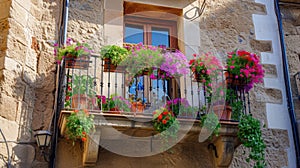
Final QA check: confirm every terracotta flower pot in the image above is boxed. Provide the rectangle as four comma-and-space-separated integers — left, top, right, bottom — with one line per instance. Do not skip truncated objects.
65, 54, 90, 69
103, 58, 125, 72
212, 104, 232, 120
131, 102, 145, 113
71, 94, 91, 109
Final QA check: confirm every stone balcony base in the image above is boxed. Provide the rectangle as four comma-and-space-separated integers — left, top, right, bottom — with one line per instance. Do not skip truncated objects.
58, 110, 240, 167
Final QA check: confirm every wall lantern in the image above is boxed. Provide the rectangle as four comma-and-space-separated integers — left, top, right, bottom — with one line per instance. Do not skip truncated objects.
34, 130, 52, 162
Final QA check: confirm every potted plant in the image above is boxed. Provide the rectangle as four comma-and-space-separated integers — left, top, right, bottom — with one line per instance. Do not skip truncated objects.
226, 50, 264, 91
150, 50, 189, 80
65, 109, 95, 144
129, 95, 145, 113
101, 95, 131, 114
100, 45, 129, 72
71, 74, 96, 109
121, 43, 164, 80
238, 114, 266, 168
189, 53, 223, 92
152, 108, 179, 150
54, 38, 92, 69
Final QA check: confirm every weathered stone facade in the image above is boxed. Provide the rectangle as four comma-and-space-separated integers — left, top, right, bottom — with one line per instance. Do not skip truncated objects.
0, 0, 298, 167
0, 0, 59, 167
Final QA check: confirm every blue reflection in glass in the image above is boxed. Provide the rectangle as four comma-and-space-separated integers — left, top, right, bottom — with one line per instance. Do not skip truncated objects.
125, 25, 144, 44
151, 27, 169, 47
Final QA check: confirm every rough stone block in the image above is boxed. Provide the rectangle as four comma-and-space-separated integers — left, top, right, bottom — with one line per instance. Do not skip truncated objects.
0, 116, 19, 140
29, 4, 42, 21
16, 105, 33, 141
13, 144, 35, 167
25, 49, 37, 71
6, 38, 27, 63
7, 18, 28, 46
0, 93, 18, 121
10, 1, 29, 27
263, 64, 277, 78
23, 86, 35, 107
1, 69, 26, 101
23, 66, 36, 85
14, 0, 31, 11
253, 86, 283, 104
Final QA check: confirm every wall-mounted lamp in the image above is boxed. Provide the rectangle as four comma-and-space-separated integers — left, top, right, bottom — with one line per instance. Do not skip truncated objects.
294, 72, 300, 100
34, 130, 52, 162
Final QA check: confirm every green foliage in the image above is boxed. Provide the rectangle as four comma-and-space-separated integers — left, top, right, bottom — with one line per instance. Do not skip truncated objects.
201, 112, 221, 138
238, 114, 266, 168
72, 74, 96, 97
103, 95, 131, 112
54, 38, 92, 63
226, 88, 243, 120
66, 109, 95, 143
100, 45, 129, 65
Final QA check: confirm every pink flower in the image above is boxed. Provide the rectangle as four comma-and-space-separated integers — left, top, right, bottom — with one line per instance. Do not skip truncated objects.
230, 65, 235, 69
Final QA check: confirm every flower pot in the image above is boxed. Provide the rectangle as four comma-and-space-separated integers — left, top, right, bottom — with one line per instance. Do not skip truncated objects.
212, 104, 232, 120
224, 72, 248, 90
65, 54, 90, 69
71, 94, 92, 109
131, 102, 145, 113
108, 107, 121, 114
103, 58, 125, 72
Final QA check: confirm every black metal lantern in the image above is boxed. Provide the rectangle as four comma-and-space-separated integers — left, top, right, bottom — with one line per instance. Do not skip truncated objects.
34, 130, 52, 149
34, 130, 52, 162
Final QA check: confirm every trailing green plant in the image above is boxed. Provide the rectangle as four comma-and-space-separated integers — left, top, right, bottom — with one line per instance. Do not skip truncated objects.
201, 112, 221, 139
238, 114, 266, 168
100, 45, 129, 65
226, 88, 243, 120
66, 109, 95, 144
72, 74, 96, 97
153, 108, 179, 150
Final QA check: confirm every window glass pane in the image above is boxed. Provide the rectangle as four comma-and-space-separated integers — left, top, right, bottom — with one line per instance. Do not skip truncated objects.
125, 24, 144, 44
151, 27, 170, 47
152, 79, 168, 101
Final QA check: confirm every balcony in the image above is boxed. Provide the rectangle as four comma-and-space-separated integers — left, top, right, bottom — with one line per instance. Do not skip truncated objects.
56, 51, 251, 167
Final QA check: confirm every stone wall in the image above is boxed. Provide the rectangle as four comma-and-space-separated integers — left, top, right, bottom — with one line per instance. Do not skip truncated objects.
280, 4, 300, 140
0, 0, 59, 167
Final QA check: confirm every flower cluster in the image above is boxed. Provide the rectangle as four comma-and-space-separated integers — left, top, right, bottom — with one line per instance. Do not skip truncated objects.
226, 50, 264, 90
189, 53, 223, 88
122, 43, 164, 76
152, 108, 179, 134
152, 50, 189, 79
66, 109, 94, 142
54, 38, 92, 64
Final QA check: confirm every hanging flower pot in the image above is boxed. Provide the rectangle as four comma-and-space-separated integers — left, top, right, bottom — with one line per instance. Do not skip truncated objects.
103, 58, 126, 72
224, 71, 249, 90
65, 54, 91, 69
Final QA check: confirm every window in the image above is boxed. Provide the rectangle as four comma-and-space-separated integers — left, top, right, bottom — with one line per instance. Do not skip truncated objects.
124, 3, 181, 103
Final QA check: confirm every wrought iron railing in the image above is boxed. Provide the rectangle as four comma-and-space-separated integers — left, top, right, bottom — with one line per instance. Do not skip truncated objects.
57, 53, 251, 122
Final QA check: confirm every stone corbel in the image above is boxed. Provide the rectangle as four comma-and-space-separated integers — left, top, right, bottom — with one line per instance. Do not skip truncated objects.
211, 136, 236, 168
83, 129, 101, 166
